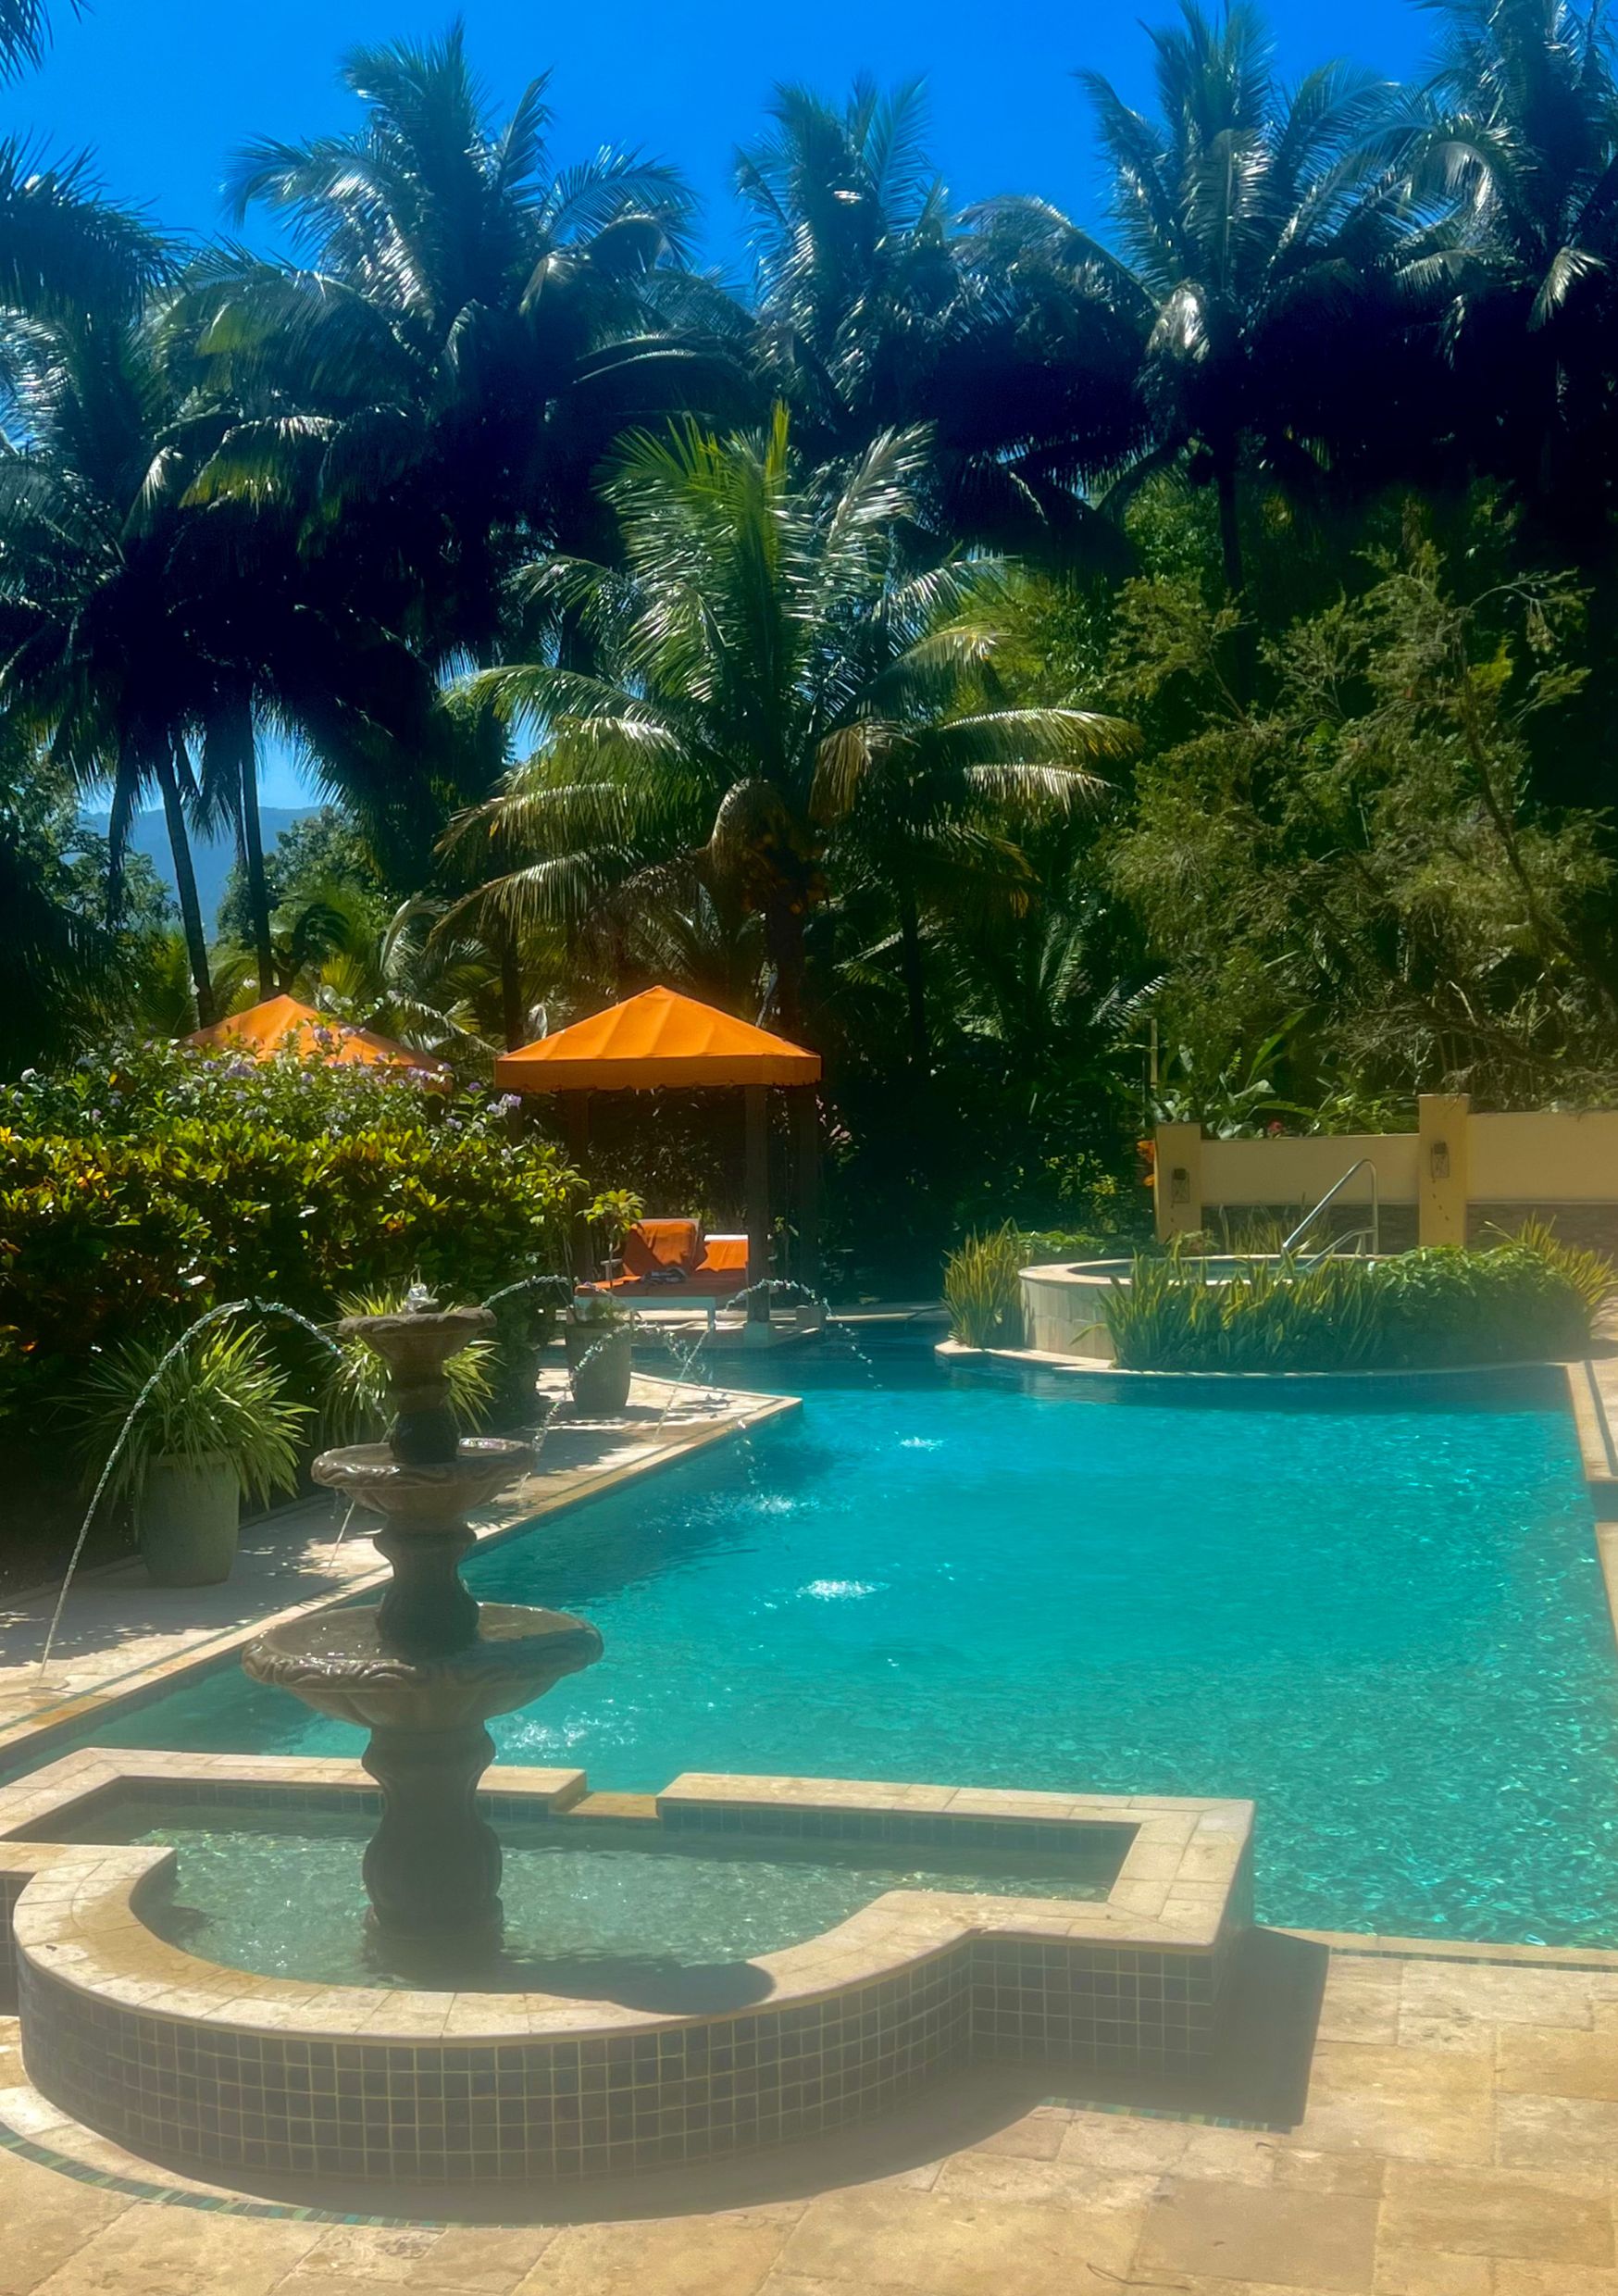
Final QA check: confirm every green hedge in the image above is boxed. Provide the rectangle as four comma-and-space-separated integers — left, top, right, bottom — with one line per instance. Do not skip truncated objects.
0, 1038, 607, 1427
1103, 1243, 1604, 1373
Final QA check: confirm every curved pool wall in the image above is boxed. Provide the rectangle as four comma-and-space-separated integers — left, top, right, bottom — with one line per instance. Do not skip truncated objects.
16, 1341, 1615, 1951
1, 1751, 1250, 2185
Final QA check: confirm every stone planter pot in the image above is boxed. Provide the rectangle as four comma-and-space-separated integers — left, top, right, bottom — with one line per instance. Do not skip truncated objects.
564, 1325, 633, 1416
136, 1454, 241, 1587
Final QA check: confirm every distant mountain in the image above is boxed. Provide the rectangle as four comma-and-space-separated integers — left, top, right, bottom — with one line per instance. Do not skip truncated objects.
81, 807, 317, 932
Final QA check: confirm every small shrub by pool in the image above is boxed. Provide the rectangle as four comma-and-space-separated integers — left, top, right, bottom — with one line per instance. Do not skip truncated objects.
944, 1221, 1108, 1347
1104, 1237, 1609, 1373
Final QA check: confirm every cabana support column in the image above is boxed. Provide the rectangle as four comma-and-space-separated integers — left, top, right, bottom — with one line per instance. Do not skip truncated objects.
744, 1084, 771, 1321
794, 1086, 821, 1293
561, 1093, 592, 1280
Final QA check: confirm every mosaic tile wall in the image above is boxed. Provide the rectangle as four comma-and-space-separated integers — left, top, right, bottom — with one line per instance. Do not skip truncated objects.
20, 1948, 976, 2184
658, 1797, 1136, 1869
0, 1871, 22, 2011
970, 1939, 1219, 2069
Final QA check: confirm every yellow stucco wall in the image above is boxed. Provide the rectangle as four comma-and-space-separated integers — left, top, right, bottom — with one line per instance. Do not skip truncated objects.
1470, 1110, 1618, 1202
1197, 1133, 1419, 1207
1157, 1099, 1618, 1242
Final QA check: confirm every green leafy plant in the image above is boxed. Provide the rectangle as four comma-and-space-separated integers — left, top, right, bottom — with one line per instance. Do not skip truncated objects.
67, 1322, 308, 1506
943, 1223, 1028, 1348
1103, 1242, 1597, 1372
1490, 1218, 1614, 1317
320, 1289, 495, 1447
0, 1039, 607, 1421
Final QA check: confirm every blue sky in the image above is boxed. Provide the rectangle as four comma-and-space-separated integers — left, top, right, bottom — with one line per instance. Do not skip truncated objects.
8, 0, 1436, 805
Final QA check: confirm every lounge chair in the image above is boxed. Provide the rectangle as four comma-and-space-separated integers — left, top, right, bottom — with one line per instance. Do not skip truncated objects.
605, 1220, 750, 1324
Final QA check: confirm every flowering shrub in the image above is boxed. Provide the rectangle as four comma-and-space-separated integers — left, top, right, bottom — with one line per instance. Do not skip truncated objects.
0, 1039, 619, 1427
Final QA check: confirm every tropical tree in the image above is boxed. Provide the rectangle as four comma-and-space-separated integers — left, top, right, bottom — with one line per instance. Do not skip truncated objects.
0, 0, 69, 81
971, 0, 1406, 592
445, 407, 1136, 1042
0, 153, 241, 1022
739, 77, 1144, 556
1398, 0, 1618, 540
183, 22, 736, 662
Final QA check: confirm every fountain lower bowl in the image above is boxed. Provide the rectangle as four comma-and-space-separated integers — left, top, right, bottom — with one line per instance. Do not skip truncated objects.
242, 1603, 604, 1731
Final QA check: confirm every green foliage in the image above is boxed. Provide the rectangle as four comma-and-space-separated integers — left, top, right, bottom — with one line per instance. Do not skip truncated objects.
65, 1322, 307, 1505
943, 1223, 1027, 1348
454, 407, 1135, 1038
1109, 541, 1618, 1107
216, 809, 391, 959
321, 1289, 494, 1448
1490, 1217, 1615, 1317
942, 1223, 1111, 1346
1104, 1242, 1598, 1372
0, 1040, 591, 1422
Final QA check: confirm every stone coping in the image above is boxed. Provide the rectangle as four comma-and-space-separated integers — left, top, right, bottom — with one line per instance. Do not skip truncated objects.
0, 1750, 1253, 2043
0, 1385, 799, 1780
937, 1335, 1569, 1397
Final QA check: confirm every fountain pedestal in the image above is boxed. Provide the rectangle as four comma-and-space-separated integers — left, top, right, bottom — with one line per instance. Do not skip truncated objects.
243, 1299, 603, 1965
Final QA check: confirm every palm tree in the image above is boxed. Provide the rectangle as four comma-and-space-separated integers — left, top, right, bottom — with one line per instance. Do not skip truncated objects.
183, 22, 737, 661
173, 24, 744, 1021
0, 162, 244, 1020
0, 301, 224, 1017
0, 0, 72, 81
1398, 0, 1618, 537
971, 1, 1404, 592
738, 78, 1143, 557
444, 408, 1136, 1042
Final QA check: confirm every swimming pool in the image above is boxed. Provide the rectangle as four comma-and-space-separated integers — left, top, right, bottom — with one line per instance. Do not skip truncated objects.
66, 1342, 1618, 1947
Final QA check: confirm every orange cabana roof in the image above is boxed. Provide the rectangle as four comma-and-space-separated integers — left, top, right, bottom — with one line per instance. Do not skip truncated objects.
185, 993, 451, 1083
494, 986, 821, 1093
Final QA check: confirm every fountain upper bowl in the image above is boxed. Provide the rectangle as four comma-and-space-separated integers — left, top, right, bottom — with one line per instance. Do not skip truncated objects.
312, 1435, 532, 1520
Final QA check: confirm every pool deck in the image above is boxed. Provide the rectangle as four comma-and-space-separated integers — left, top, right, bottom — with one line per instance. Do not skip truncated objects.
6, 1340, 1618, 2287
6, 1935, 1618, 2292
0, 1370, 794, 1772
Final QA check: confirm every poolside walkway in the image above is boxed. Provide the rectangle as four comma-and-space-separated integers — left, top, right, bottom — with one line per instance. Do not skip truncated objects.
0, 1370, 790, 1763
4, 1935, 1618, 2291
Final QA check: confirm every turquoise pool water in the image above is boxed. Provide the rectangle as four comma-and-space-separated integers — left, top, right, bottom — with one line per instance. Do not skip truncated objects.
62, 1345, 1618, 1946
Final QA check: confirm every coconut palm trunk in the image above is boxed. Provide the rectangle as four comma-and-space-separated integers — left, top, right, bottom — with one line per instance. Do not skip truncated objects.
897, 883, 929, 1066
1214, 451, 1244, 596
233, 715, 275, 1000
154, 742, 216, 1027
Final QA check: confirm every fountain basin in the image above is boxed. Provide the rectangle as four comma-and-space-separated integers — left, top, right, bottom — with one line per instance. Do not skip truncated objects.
242, 1603, 603, 1733
1, 1749, 1251, 2186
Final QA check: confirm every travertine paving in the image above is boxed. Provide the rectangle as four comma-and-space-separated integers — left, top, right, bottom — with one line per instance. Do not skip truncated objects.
5, 1942, 1618, 2293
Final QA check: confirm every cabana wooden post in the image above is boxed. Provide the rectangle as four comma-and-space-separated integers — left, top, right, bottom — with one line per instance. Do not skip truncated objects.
494, 986, 823, 1319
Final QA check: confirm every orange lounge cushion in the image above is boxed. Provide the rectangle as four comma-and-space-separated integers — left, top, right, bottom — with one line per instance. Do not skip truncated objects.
696, 1234, 749, 1277
619, 1219, 702, 1279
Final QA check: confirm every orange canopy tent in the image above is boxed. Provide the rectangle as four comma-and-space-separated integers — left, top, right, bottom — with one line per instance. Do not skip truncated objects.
186, 993, 452, 1085
494, 986, 821, 1307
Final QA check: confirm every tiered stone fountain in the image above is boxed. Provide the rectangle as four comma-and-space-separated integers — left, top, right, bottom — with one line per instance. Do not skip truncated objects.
243, 1294, 603, 1967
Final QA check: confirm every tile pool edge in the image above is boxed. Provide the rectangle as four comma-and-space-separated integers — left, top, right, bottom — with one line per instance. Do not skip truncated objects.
0, 1390, 799, 1781
0, 1749, 1252, 2185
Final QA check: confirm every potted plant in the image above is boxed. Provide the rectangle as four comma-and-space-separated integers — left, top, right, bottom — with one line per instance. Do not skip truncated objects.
70, 1322, 308, 1587
563, 1289, 634, 1415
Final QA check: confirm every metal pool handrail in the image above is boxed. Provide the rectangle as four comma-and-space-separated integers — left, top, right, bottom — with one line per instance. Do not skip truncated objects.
1281, 1157, 1380, 1259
